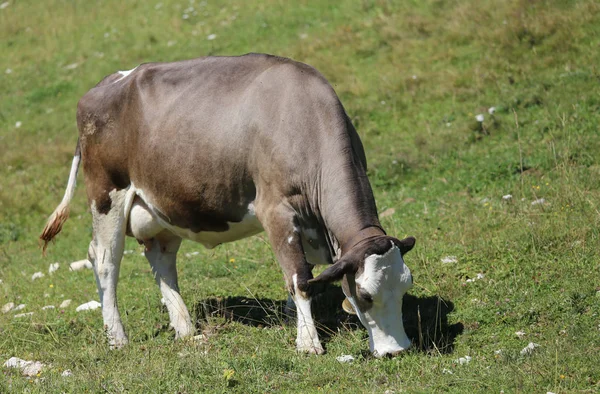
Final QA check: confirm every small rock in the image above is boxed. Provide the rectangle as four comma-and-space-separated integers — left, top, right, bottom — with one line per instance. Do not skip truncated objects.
61, 369, 73, 377
2, 302, 15, 313
335, 354, 355, 363
455, 356, 472, 365
70, 259, 92, 271
32, 271, 45, 280
494, 349, 502, 355
14, 312, 34, 318
75, 300, 101, 312
502, 194, 512, 201
64, 63, 79, 70
475, 114, 484, 122
488, 107, 496, 115
441, 256, 457, 264
4, 357, 45, 376
13, 304, 26, 311
42, 305, 55, 310
207, 33, 217, 40
0, 2, 10, 10
520, 342, 540, 355
531, 198, 546, 206
15, 121, 22, 128
59, 299, 72, 308
515, 331, 526, 339
49, 262, 60, 274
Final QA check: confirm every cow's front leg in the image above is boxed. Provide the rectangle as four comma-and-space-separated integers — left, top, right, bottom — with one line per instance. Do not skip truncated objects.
258, 202, 324, 355
143, 233, 194, 339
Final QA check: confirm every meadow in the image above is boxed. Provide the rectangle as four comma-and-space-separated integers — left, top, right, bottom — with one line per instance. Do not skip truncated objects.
1, 0, 599, 392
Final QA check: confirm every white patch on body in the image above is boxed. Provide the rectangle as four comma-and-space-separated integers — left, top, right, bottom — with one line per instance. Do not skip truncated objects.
130, 186, 263, 248
115, 66, 138, 82
349, 243, 412, 357
292, 274, 323, 354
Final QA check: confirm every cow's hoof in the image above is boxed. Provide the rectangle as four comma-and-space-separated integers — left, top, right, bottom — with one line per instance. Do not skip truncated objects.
108, 336, 129, 350
174, 326, 195, 340
297, 344, 325, 355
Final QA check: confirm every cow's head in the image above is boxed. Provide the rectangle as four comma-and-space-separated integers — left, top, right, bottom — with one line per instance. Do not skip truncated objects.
309, 236, 415, 357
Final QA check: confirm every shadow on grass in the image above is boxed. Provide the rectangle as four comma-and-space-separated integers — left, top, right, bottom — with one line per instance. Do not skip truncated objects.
193, 284, 463, 355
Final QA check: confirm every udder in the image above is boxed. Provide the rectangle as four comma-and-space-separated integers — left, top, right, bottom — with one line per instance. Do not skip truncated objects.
127, 197, 164, 242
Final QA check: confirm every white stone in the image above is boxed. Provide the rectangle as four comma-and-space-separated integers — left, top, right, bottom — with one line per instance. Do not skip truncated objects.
70, 259, 92, 271
61, 369, 73, 377
4, 357, 45, 376
76, 300, 101, 312
42, 305, 55, 310
32, 271, 45, 280
15, 121, 22, 128
207, 33, 217, 40
59, 299, 72, 308
502, 194, 512, 200
336, 354, 355, 363
456, 355, 472, 365
14, 312, 34, 318
0, 2, 10, 10
49, 262, 60, 274
531, 198, 546, 206
2, 302, 14, 313
441, 256, 457, 264
13, 304, 26, 311
488, 107, 496, 115
475, 114, 484, 122
515, 331, 526, 339
520, 342, 540, 355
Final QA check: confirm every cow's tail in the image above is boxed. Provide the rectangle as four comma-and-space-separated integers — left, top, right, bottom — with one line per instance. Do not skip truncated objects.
40, 139, 82, 253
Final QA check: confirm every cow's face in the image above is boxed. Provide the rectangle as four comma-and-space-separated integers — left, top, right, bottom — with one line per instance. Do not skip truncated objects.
310, 236, 415, 357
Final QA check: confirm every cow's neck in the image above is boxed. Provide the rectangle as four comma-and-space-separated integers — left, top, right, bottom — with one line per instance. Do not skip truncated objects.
318, 152, 384, 258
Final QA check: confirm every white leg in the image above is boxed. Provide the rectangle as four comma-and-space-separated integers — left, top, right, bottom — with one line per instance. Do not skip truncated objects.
145, 235, 194, 339
293, 274, 324, 354
89, 188, 133, 348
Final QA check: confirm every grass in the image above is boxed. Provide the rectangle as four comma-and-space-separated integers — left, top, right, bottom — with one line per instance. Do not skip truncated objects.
1, 0, 600, 392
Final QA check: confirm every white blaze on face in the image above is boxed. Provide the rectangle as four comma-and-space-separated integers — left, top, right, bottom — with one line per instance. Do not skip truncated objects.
349, 244, 413, 357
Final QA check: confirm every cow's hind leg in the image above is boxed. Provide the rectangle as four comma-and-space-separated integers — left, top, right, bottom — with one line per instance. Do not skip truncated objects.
257, 201, 324, 354
89, 187, 135, 348
144, 233, 194, 339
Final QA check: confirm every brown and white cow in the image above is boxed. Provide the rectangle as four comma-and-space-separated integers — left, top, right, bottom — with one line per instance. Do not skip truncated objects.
41, 53, 415, 357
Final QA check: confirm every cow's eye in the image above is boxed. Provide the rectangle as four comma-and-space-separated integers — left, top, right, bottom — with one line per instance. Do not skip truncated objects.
359, 290, 373, 303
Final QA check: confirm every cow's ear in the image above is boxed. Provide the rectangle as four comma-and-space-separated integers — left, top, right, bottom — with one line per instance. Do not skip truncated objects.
309, 257, 357, 284
392, 236, 416, 255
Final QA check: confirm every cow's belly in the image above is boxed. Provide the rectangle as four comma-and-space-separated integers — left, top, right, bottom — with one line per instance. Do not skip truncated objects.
167, 208, 264, 248
128, 187, 263, 248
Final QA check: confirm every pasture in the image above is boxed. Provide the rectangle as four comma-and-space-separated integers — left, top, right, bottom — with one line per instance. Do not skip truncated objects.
1, 0, 599, 392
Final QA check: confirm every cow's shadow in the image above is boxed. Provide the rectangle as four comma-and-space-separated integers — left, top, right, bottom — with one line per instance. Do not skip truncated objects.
193, 284, 463, 354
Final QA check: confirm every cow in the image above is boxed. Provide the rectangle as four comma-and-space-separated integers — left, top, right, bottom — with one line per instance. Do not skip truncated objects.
40, 53, 416, 357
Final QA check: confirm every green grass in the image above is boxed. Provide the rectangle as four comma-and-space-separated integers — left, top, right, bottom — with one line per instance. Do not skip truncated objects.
1, 0, 600, 392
